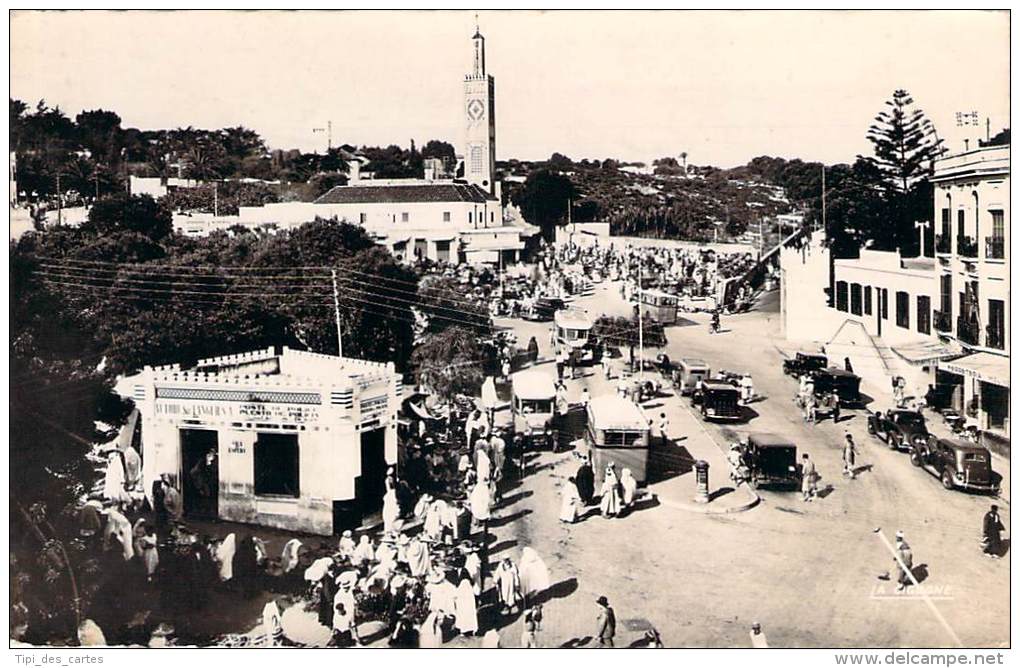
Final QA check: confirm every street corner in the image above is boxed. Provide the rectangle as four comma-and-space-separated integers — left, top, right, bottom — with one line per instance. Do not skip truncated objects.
648, 477, 761, 516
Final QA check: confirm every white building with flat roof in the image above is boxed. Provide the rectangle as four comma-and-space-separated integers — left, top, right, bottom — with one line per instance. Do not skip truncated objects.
931, 143, 1009, 440
120, 346, 401, 535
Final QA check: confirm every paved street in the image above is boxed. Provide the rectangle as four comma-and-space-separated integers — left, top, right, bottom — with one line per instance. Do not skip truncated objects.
467, 281, 1010, 648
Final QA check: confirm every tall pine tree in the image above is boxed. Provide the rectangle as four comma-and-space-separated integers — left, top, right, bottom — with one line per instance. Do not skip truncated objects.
865, 89, 944, 194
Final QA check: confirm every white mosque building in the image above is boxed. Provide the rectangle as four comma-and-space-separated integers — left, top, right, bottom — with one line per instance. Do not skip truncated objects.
174, 25, 536, 265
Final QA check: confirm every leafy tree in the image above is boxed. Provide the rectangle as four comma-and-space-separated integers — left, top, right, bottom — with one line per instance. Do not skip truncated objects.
865, 89, 944, 194
416, 275, 491, 334
593, 313, 666, 351
547, 152, 573, 172
410, 327, 485, 403
83, 193, 172, 240
421, 139, 456, 170
510, 169, 577, 241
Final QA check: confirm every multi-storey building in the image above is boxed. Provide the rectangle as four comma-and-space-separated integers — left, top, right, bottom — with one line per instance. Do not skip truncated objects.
931, 144, 1010, 440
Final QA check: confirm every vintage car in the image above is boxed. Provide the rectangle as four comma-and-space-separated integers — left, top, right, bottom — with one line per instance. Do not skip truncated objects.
909, 436, 1000, 493
744, 433, 801, 490
867, 409, 929, 450
676, 358, 711, 395
809, 367, 862, 406
522, 297, 566, 322
782, 352, 828, 377
692, 379, 742, 421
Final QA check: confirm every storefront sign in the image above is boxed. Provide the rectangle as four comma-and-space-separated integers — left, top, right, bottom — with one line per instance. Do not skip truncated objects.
228, 440, 246, 455
155, 400, 320, 424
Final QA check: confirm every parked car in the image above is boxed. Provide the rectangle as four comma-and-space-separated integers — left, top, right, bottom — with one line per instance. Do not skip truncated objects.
909, 436, 1000, 493
867, 409, 929, 450
809, 368, 862, 406
692, 379, 742, 421
744, 433, 801, 490
523, 297, 566, 322
782, 352, 828, 377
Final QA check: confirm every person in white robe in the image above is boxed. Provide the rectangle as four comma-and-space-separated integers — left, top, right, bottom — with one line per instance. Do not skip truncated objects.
476, 448, 491, 483
404, 536, 431, 577
102, 452, 129, 505
337, 530, 356, 559
426, 572, 458, 616
375, 538, 398, 566
559, 478, 581, 523
454, 574, 479, 635
382, 486, 400, 534
103, 505, 133, 560
414, 493, 433, 522
216, 534, 236, 581
518, 547, 550, 602
600, 466, 621, 518
122, 446, 142, 492
424, 499, 446, 542
620, 468, 638, 510
494, 558, 521, 614
351, 535, 374, 568
280, 539, 303, 574
469, 481, 491, 531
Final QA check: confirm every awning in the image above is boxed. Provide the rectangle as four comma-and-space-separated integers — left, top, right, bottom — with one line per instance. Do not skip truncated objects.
892, 340, 962, 365
939, 352, 1010, 388
406, 402, 434, 420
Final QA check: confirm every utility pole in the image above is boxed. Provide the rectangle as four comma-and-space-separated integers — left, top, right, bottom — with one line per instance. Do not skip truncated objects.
56, 171, 62, 226
820, 165, 826, 232
638, 261, 644, 382
331, 269, 344, 358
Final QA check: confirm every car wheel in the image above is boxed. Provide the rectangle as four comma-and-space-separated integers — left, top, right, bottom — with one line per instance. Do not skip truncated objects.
889, 434, 902, 450
867, 420, 876, 435
941, 468, 955, 490
909, 451, 922, 467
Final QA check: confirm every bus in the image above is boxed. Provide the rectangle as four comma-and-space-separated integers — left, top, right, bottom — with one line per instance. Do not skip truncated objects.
585, 395, 651, 486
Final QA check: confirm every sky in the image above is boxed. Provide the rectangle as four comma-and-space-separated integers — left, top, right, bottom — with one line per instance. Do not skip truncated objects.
10, 10, 1011, 168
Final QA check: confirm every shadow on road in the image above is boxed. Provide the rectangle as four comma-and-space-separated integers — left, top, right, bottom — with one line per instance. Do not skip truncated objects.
538, 577, 578, 605
489, 508, 533, 528
646, 439, 695, 485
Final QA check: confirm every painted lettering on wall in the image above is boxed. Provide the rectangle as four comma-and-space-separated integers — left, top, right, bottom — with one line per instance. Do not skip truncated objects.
228, 440, 246, 455
155, 401, 320, 424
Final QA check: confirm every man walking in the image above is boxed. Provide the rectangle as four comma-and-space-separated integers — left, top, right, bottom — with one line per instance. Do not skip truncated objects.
595, 596, 615, 648
842, 434, 857, 479
657, 413, 670, 447
801, 453, 817, 502
831, 390, 841, 423
894, 531, 913, 591
983, 504, 1005, 559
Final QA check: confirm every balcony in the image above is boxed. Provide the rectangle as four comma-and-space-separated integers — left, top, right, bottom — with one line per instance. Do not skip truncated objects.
934, 310, 952, 333
986, 325, 1005, 351
957, 235, 978, 258
957, 316, 980, 346
935, 234, 951, 254
985, 237, 1005, 260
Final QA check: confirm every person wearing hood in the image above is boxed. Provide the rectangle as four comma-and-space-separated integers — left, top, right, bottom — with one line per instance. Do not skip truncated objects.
619, 468, 638, 512
162, 476, 183, 521
426, 570, 458, 618
352, 535, 374, 568
405, 535, 431, 578
215, 533, 236, 582
280, 539, 303, 574
338, 530, 356, 559
560, 477, 581, 523
575, 457, 595, 506
382, 482, 400, 535
102, 451, 129, 506
103, 503, 134, 561
469, 480, 492, 536
600, 465, 622, 518
519, 547, 550, 603
494, 558, 522, 615
233, 534, 260, 599
453, 569, 479, 636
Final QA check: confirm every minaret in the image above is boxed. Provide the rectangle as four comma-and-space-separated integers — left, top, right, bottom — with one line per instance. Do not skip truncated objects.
464, 20, 496, 196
